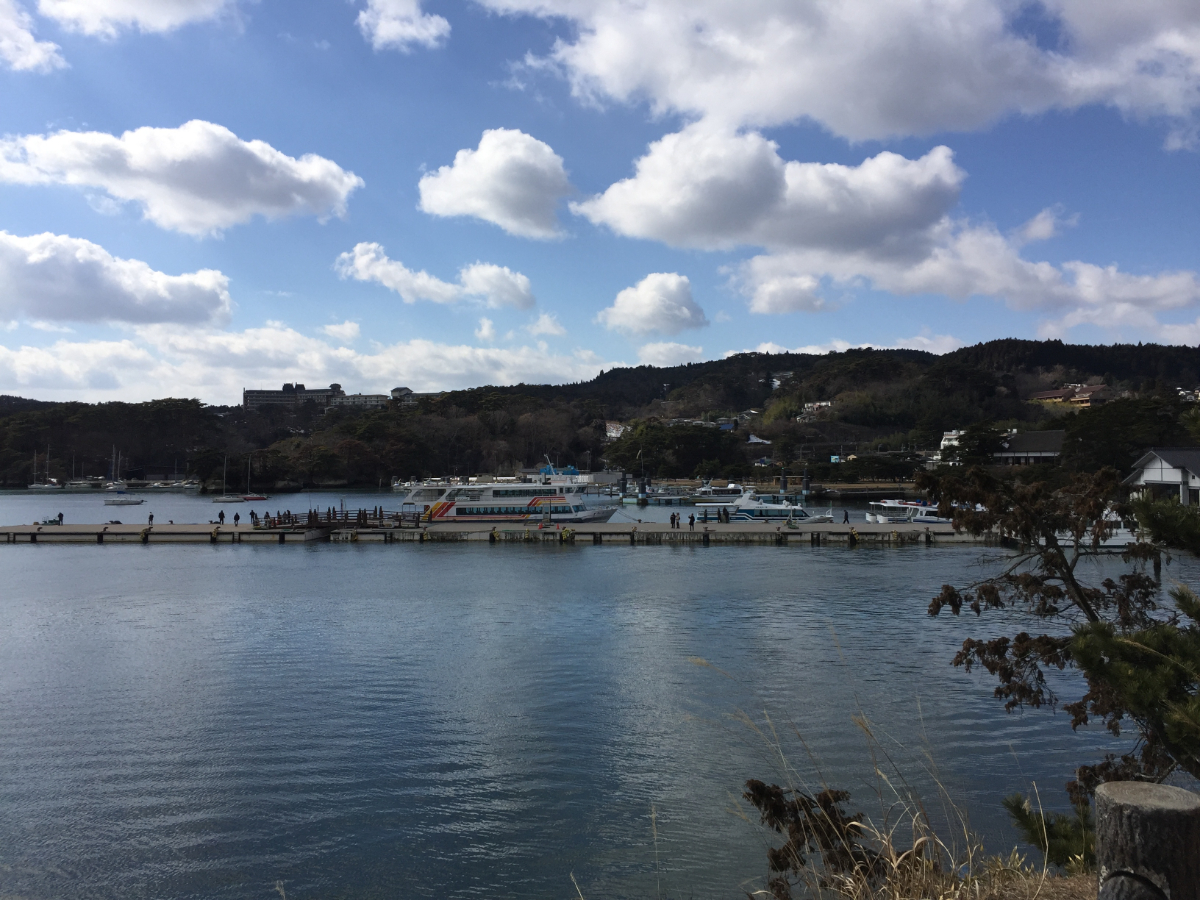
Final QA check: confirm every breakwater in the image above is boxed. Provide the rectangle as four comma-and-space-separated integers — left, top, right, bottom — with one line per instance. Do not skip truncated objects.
0, 520, 994, 545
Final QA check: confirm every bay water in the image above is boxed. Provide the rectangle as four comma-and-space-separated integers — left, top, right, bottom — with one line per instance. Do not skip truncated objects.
0, 493, 1185, 899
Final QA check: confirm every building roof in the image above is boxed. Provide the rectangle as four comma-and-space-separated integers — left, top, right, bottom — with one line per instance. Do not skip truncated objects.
997, 430, 1065, 454
1028, 389, 1075, 401
1124, 447, 1200, 483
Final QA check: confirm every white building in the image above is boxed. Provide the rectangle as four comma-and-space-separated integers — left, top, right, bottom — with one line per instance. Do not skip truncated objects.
1123, 448, 1200, 506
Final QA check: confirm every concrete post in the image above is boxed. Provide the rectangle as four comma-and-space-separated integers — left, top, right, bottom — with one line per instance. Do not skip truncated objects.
1095, 782, 1200, 900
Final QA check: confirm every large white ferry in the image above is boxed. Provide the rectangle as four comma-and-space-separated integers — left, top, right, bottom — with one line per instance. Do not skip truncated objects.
391, 471, 618, 525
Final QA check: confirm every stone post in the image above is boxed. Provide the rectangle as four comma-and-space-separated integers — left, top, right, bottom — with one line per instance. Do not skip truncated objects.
1095, 782, 1200, 900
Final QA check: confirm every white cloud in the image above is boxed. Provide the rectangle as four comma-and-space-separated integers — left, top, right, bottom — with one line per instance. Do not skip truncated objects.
0, 120, 364, 236
637, 341, 704, 366
482, 0, 1200, 143
0, 230, 231, 324
596, 272, 708, 336
0, 321, 618, 403
335, 243, 536, 309
321, 320, 360, 343
419, 129, 572, 238
0, 338, 155, 392
736, 332, 963, 356
37, 0, 234, 37
526, 311, 566, 336
357, 0, 449, 51
475, 316, 496, 341
738, 216, 1200, 336
458, 262, 535, 309
0, 0, 64, 70
574, 126, 963, 256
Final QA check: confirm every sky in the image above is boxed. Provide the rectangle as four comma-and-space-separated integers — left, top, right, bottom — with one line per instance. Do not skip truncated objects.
1, 0, 1200, 404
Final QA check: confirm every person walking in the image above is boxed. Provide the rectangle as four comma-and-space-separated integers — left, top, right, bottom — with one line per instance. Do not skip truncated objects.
842, 509, 849, 524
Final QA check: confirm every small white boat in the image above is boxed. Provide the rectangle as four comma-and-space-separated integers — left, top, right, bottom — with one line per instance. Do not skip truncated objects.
105, 496, 145, 506
211, 455, 244, 502
866, 500, 952, 524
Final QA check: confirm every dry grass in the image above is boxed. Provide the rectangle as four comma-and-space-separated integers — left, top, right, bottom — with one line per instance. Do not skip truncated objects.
727, 707, 1098, 900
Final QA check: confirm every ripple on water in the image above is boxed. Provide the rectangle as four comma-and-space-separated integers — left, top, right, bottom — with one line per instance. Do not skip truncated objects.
1, 542, 1195, 899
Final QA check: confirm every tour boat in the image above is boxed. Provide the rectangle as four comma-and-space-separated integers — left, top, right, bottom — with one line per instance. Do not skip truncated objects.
391, 477, 616, 525
686, 481, 745, 502
695, 490, 834, 523
865, 500, 953, 524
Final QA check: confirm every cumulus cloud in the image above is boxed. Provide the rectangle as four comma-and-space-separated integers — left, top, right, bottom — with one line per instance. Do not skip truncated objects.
336, 243, 536, 309
574, 126, 963, 256
1, 321, 617, 403
357, 0, 449, 51
526, 312, 566, 336
597, 272, 708, 336
37, 0, 234, 36
738, 217, 1200, 335
321, 320, 360, 343
0, 120, 364, 236
0, 230, 231, 324
576, 121, 1199, 336
483, 0, 1200, 143
475, 316, 496, 341
419, 129, 572, 239
637, 341, 704, 366
0, 0, 64, 70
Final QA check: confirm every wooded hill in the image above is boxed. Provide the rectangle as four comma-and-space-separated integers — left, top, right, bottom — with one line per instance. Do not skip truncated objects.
2, 339, 1199, 488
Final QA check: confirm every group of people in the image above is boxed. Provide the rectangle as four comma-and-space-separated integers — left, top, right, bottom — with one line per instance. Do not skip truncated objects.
668, 512, 695, 531
700, 507, 731, 524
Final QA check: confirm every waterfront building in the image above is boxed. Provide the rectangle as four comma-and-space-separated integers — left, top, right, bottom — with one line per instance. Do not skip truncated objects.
1124, 447, 1200, 505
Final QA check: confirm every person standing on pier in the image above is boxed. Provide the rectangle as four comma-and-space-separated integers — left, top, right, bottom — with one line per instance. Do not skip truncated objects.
688, 513, 695, 531
148, 513, 153, 526
218, 510, 225, 525
57, 512, 63, 525
233, 512, 240, 526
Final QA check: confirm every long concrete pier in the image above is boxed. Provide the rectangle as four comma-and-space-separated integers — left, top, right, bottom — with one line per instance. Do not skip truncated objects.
0, 521, 994, 546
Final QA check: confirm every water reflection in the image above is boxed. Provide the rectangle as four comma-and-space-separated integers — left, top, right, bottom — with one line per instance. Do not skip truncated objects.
0, 540, 1188, 899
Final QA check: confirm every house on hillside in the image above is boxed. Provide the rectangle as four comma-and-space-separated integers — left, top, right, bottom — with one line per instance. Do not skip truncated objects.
1026, 385, 1110, 407
1123, 448, 1200, 505
993, 430, 1065, 466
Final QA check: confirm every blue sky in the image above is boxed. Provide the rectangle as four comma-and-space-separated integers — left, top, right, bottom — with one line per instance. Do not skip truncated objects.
1, 0, 1199, 403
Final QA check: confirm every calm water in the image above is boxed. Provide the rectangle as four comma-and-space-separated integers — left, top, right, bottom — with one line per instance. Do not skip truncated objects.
1, 501, 1189, 899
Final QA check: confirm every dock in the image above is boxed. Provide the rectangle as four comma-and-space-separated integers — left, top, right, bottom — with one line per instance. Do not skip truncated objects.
0, 521, 994, 546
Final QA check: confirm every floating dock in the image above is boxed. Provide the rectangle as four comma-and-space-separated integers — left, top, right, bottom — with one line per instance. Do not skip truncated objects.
0, 521, 993, 546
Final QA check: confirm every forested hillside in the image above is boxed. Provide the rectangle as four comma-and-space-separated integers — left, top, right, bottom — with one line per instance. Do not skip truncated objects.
2, 339, 1199, 488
